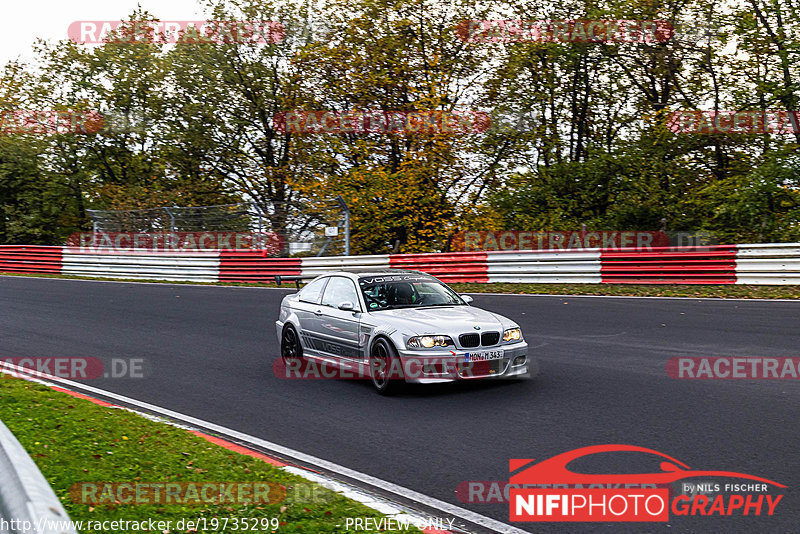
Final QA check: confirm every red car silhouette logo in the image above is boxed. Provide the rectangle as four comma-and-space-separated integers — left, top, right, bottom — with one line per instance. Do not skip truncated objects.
510, 444, 785, 487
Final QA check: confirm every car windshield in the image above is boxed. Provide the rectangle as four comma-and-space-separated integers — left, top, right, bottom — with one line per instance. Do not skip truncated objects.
358, 274, 465, 311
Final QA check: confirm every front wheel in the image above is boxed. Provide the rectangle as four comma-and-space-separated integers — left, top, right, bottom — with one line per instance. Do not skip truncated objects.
370, 338, 404, 395
281, 325, 303, 364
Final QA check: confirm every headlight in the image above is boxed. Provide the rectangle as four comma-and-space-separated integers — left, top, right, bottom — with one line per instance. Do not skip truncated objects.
503, 328, 522, 342
407, 335, 453, 349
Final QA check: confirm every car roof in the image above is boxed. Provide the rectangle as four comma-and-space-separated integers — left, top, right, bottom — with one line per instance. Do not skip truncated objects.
317, 269, 428, 279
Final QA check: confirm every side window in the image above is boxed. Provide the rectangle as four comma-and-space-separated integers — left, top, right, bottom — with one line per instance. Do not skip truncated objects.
321, 277, 360, 309
298, 277, 327, 304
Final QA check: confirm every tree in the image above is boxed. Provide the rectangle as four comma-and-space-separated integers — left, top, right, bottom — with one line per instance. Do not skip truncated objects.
288, 0, 497, 252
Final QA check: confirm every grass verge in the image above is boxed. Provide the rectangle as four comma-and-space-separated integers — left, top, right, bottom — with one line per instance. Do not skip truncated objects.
0, 377, 418, 533
2, 271, 800, 299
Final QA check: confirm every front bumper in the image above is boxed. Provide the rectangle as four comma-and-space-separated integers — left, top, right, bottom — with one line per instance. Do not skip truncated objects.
397, 340, 535, 384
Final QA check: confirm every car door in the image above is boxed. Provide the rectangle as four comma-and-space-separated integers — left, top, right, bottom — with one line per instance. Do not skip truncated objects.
316, 276, 362, 360
293, 276, 329, 355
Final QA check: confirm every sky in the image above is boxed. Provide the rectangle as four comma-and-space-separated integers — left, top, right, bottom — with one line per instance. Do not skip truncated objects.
1, 0, 205, 65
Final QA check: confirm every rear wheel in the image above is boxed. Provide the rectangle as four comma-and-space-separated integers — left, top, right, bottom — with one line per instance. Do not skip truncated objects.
370, 338, 404, 395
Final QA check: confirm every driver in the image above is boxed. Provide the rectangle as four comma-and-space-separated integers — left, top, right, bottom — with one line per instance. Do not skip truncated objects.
391, 283, 416, 305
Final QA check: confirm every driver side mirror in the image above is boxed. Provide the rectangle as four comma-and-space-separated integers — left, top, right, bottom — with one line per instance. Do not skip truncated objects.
338, 301, 356, 311
461, 294, 474, 304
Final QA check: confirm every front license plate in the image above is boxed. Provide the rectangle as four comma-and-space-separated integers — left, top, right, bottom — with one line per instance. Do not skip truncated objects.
464, 349, 504, 362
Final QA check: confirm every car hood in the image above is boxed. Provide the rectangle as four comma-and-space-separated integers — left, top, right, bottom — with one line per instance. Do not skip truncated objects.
369, 305, 508, 336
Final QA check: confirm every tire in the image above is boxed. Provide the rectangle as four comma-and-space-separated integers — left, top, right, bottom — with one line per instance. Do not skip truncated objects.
281, 324, 303, 364
370, 338, 404, 395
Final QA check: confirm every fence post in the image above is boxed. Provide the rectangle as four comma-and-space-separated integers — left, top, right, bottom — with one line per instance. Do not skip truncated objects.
336, 195, 350, 256
164, 207, 176, 235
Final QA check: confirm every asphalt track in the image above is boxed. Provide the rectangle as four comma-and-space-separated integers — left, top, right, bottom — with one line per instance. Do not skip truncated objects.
1, 275, 799, 533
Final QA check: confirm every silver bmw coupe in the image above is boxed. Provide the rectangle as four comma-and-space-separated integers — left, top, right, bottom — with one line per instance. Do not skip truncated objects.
275, 269, 535, 394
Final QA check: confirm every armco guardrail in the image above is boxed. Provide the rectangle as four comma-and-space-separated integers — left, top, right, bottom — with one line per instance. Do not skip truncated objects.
0, 419, 78, 534
0, 246, 62, 274
218, 250, 300, 283
600, 245, 738, 284
487, 250, 601, 284
1, 243, 799, 284
390, 252, 488, 283
61, 248, 219, 282
735, 243, 800, 285
299, 254, 389, 277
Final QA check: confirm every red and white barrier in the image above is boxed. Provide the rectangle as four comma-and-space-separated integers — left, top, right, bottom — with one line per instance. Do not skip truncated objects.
61, 248, 220, 282
219, 250, 301, 283
735, 243, 800, 285
488, 250, 602, 284
0, 246, 63, 274
600, 245, 738, 284
390, 252, 488, 283
0, 243, 799, 284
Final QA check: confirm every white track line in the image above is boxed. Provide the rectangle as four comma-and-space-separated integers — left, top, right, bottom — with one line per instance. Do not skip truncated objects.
0, 362, 530, 534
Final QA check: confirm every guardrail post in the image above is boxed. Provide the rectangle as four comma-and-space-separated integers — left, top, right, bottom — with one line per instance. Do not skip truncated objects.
336, 195, 350, 256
